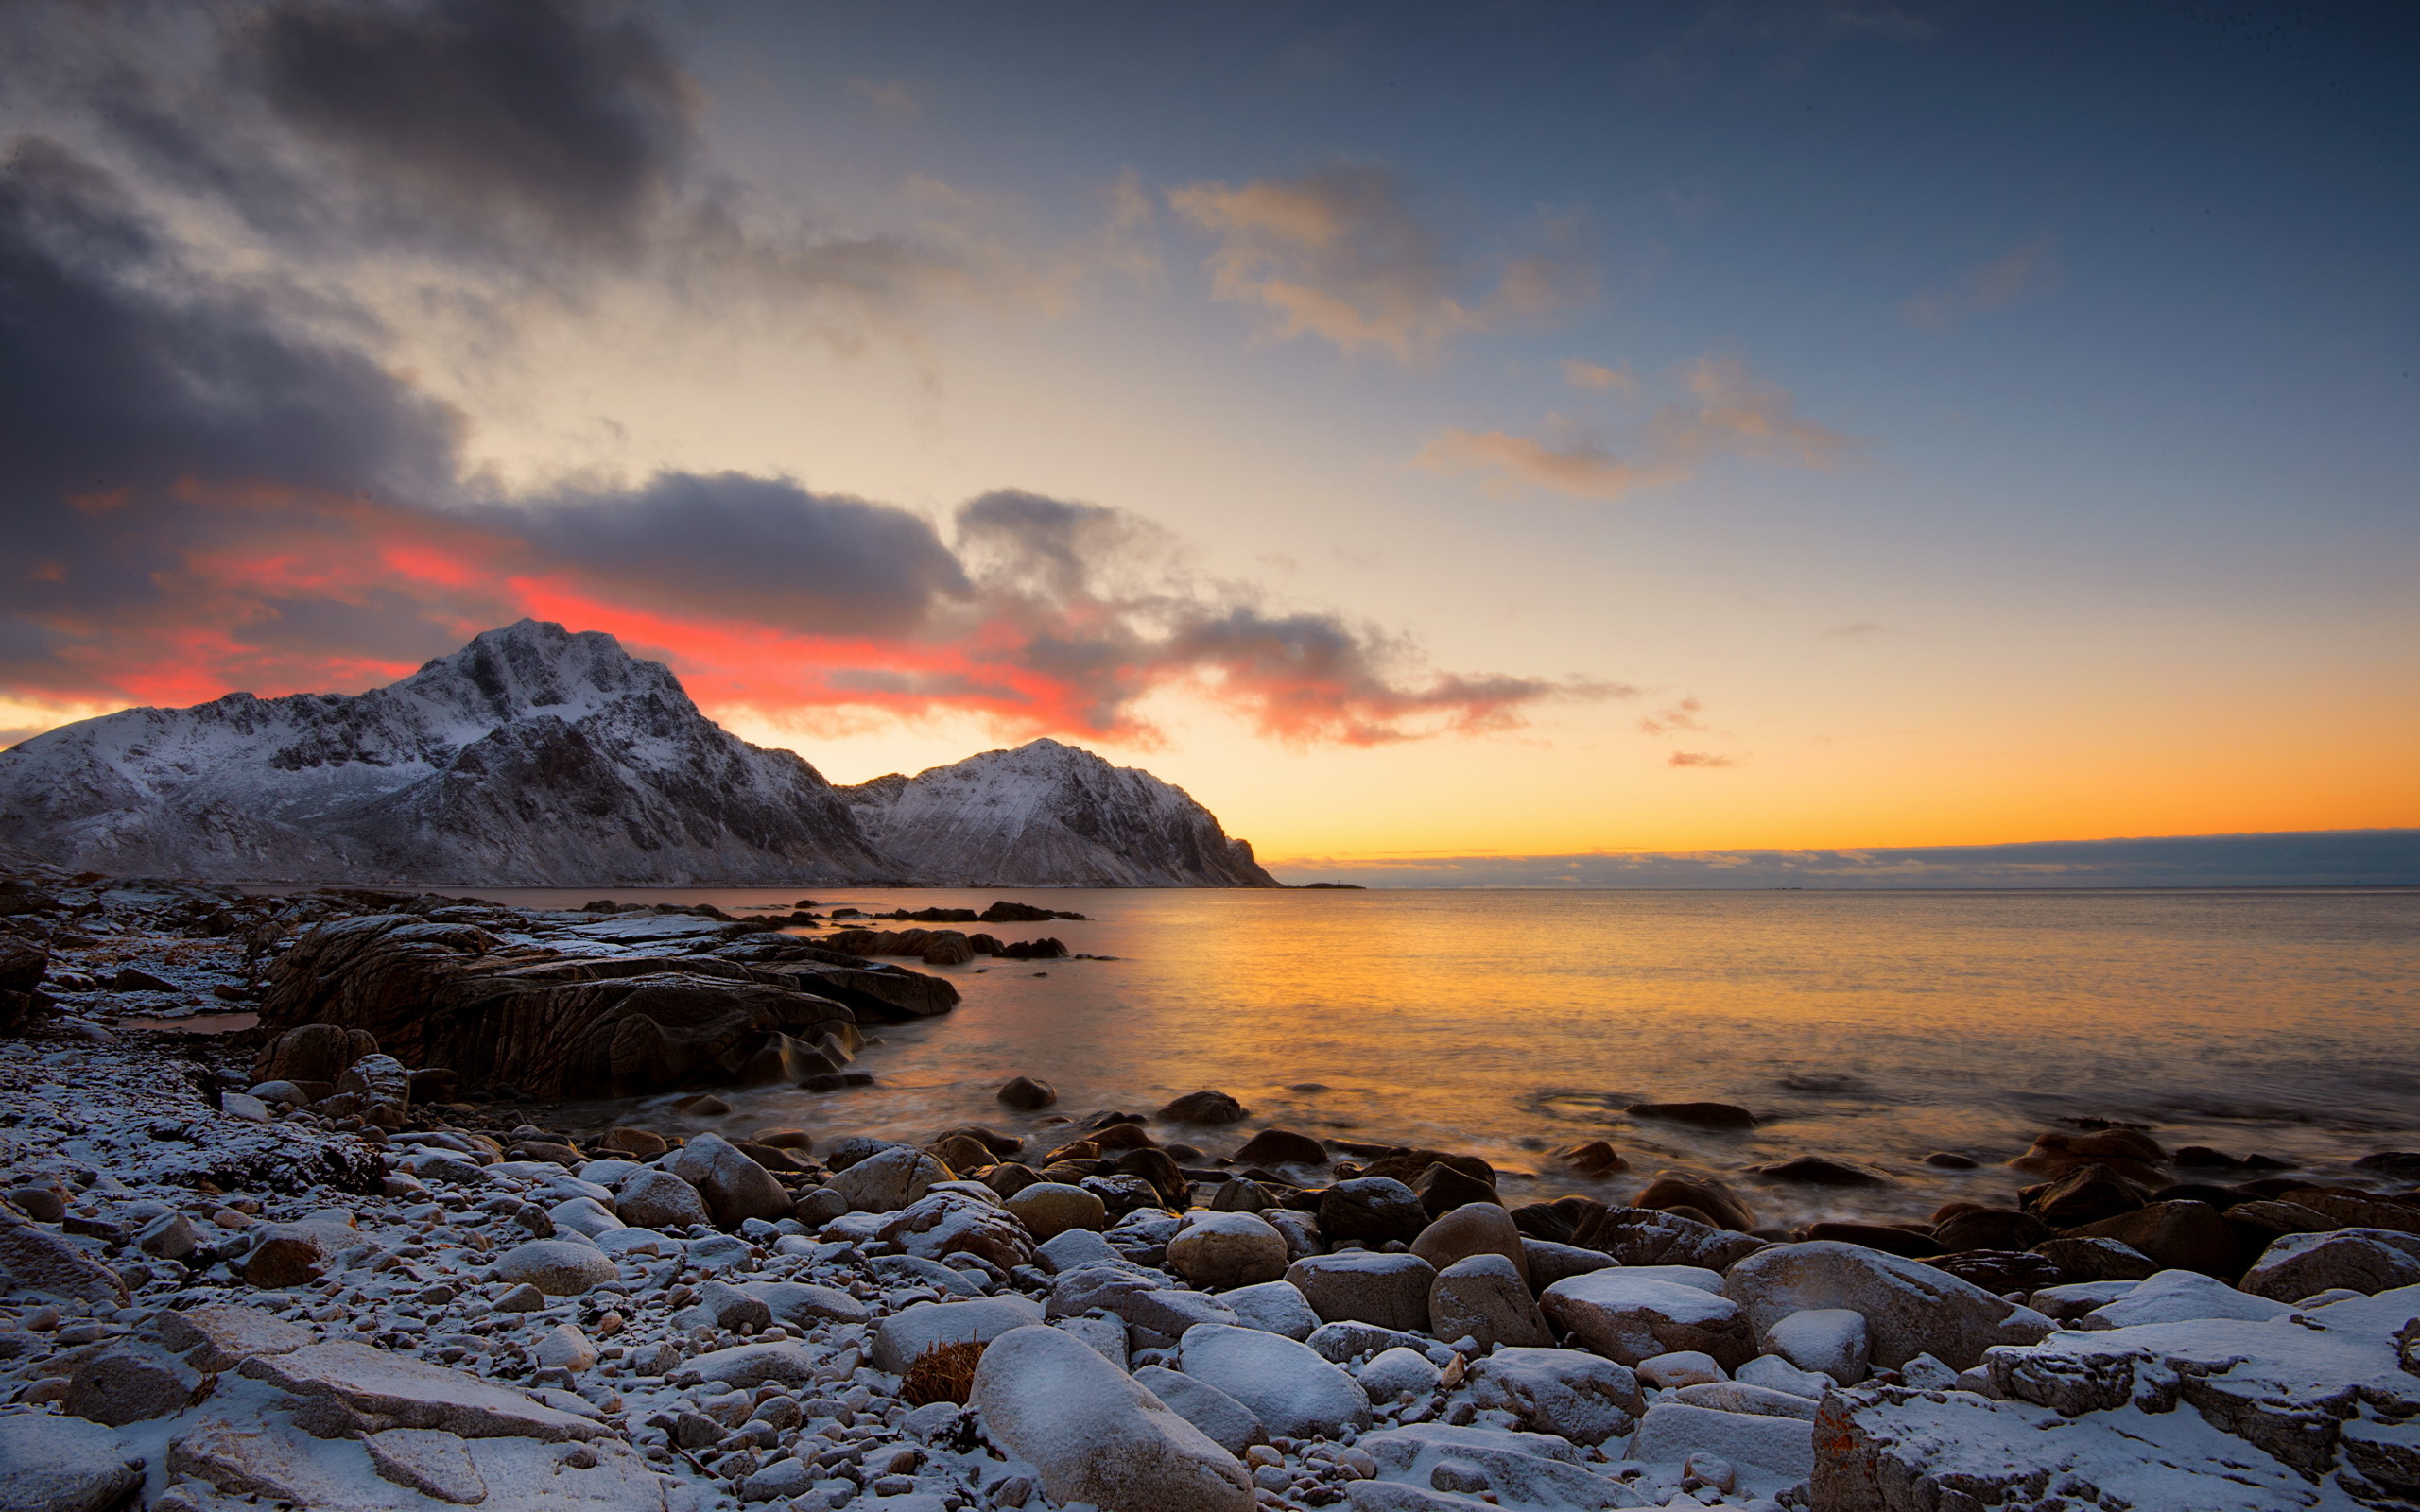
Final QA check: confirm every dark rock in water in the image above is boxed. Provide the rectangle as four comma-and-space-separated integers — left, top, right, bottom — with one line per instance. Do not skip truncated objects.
1759, 1158, 1890, 1188
1362, 1149, 1495, 1188
1932, 1209, 2054, 1253
2009, 1128, 2167, 1185
936, 1125, 1021, 1159
1569, 1206, 1767, 1272
2021, 1163, 2152, 1228
1929, 1249, 2064, 1295
997, 1076, 1057, 1110
996, 937, 1067, 961
821, 927, 982, 966
1234, 1129, 1327, 1167
2031, 1235, 2161, 1281
2356, 1151, 2420, 1182
2152, 1183, 2252, 1211
2065, 1200, 2252, 1279
1556, 1141, 1630, 1176
1511, 1196, 1609, 1245
2279, 1188, 2420, 1239
1627, 1101, 1756, 1131
1088, 1123, 1157, 1153
1112, 1147, 1189, 1208
980, 901, 1090, 923
982, 1163, 1042, 1199
1080, 1174, 1164, 1217
1806, 1222, 1944, 1258
1413, 1161, 1500, 1215
1320, 1177, 1429, 1244
1210, 1177, 1275, 1212
259, 913, 953, 1099
1634, 1174, 1754, 1232
799, 1072, 874, 1091
1158, 1090, 1249, 1125
1922, 1151, 1979, 1170
824, 1137, 907, 1172
2172, 1145, 2244, 1169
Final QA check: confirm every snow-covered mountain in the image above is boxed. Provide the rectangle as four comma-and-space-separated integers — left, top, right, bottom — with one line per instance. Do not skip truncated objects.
0, 622, 1281, 887
0, 622, 888, 885
838, 739, 1280, 887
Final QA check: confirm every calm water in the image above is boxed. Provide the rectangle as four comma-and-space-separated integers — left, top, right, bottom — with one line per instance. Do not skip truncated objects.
455, 886, 2420, 1228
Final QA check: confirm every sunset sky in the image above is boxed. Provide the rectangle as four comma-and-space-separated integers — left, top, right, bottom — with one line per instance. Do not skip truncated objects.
2, 1, 2414, 871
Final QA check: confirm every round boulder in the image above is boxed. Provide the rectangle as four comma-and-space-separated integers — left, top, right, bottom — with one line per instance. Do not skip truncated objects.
615, 1168, 710, 1230
492, 1239, 616, 1296
997, 1076, 1058, 1110
1318, 1177, 1427, 1245
1167, 1213, 1290, 1290
1158, 1090, 1249, 1125
1007, 1182, 1108, 1241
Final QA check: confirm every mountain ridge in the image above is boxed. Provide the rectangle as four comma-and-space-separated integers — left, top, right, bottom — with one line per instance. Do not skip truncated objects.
0, 620, 1277, 887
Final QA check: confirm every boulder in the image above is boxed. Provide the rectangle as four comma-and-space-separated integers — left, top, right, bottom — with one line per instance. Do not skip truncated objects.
1637, 1350, 1726, 1387
1932, 1209, 2054, 1252
2031, 1235, 2160, 1281
2022, 1163, 2152, 1228
2065, 1200, 2250, 1278
157, 1304, 316, 1373
0, 1204, 128, 1303
1221, 1280, 1322, 1340
64, 1338, 216, 1425
873, 1296, 1046, 1373
1178, 1323, 1371, 1438
242, 1223, 334, 1289
879, 1191, 1035, 1271
1722, 1241, 2056, 1371
1539, 1269, 1755, 1368
1132, 1364, 1269, 1455
1429, 1253, 1552, 1351
1463, 1347, 1643, 1444
1167, 1212, 1290, 1289
0, 1414, 141, 1512
1627, 1101, 1756, 1130
973, 1326, 1253, 1512
1234, 1128, 1328, 1166
251, 1022, 360, 1086
1159, 1090, 1249, 1125
2240, 1228, 2420, 1302
1568, 1206, 1766, 1272
996, 1076, 1057, 1109
666, 1132, 793, 1226
614, 1168, 710, 1230
1520, 1239, 1617, 1294
829, 1145, 946, 1213
738, 1280, 871, 1329
1759, 1158, 1890, 1188
546, 1196, 622, 1239
1634, 1173, 1755, 1231
238, 1341, 605, 1440
1287, 1252, 1437, 1333
1806, 1221, 1942, 1259
491, 1239, 617, 1296
1319, 1177, 1428, 1244
1764, 1307, 1869, 1383
1005, 1181, 1107, 1241
2073, 1268, 2295, 1331
1412, 1202, 1531, 1283
1411, 1161, 1500, 1216
679, 1341, 820, 1389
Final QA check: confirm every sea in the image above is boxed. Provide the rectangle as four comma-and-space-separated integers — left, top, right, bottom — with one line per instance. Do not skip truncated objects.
445, 885, 2420, 1229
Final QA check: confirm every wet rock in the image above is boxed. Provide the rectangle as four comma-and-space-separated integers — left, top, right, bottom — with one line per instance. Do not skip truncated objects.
1430, 1253, 1552, 1351
1922, 1151, 1979, 1169
596, 1126, 668, 1158
2354, 1151, 2420, 1181
1568, 1205, 1768, 1272
1006, 1181, 1107, 1240
1627, 1101, 1756, 1131
1167, 1212, 1290, 1289
666, 1132, 793, 1226
1234, 1128, 1328, 1166
614, 1168, 709, 1230
1765, 1307, 1870, 1383
1541, 1268, 1754, 1368
239, 1340, 606, 1440
491, 1239, 616, 1296
1411, 1201, 1530, 1284
1634, 1173, 1755, 1232
1555, 1140, 1630, 1175
829, 1144, 945, 1213
1807, 1221, 1944, 1259
1759, 1158, 1889, 1188
0, 1413, 141, 1512
0, 1203, 129, 1304
1723, 1241, 2055, 1371
1179, 1323, 1371, 1438
2224, 1198, 2340, 1237
1159, 1089, 1249, 1125
2009, 1126, 2167, 1183
1520, 1238, 1617, 1294
873, 1296, 1046, 1373
2064, 1199, 2250, 1278
158, 1304, 315, 1373
2031, 1234, 2161, 1281
1318, 1177, 1429, 1245
1931, 1208, 2054, 1252
1288, 1251, 1437, 1333
64, 1338, 216, 1425
975, 1325, 1253, 1512
2022, 1162, 2152, 1228
1207, 1177, 1274, 1212
1464, 1346, 1643, 1444
1411, 1161, 1500, 1217
2240, 1228, 2420, 1301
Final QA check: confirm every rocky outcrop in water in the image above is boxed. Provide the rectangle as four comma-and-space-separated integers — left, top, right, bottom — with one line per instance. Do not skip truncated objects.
839, 738, 1281, 888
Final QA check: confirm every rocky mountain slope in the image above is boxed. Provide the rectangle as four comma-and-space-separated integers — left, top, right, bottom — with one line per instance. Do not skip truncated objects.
0, 621, 889, 885
839, 739, 1279, 887
0, 622, 1279, 887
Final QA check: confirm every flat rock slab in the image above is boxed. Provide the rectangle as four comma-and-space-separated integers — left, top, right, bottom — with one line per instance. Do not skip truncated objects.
0, 1206, 128, 1305
159, 1302, 319, 1372
0, 1413, 142, 1512
170, 1412, 667, 1511
240, 1341, 607, 1441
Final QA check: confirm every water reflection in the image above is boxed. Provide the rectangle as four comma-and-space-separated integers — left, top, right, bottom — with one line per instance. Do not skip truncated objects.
457, 885, 2420, 1228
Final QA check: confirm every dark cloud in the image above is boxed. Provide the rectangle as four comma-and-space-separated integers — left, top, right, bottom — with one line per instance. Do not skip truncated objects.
248, 0, 696, 256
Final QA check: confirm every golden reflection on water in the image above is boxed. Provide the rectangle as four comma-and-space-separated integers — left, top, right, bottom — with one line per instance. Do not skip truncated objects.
483, 885, 2420, 1228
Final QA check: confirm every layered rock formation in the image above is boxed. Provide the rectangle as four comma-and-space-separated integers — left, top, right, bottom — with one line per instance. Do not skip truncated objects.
839, 738, 1280, 887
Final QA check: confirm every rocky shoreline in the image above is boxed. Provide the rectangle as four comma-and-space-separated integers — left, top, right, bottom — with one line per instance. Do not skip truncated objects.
3, 861, 2419, 1510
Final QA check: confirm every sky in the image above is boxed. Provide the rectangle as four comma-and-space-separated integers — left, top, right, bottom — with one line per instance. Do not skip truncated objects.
0, 0, 2415, 877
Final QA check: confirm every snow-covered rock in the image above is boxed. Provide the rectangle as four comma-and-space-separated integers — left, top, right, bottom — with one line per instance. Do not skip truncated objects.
1463, 1347, 1644, 1445
839, 737, 1280, 887
1630, 1401, 1817, 1498
1539, 1268, 1755, 1368
1722, 1240, 2055, 1370
972, 1324, 1254, 1512
2241, 1228, 2420, 1303
1178, 1323, 1372, 1438
2074, 1268, 2297, 1331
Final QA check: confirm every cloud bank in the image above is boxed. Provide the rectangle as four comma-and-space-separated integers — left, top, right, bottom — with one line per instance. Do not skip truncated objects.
1270, 831, 2420, 889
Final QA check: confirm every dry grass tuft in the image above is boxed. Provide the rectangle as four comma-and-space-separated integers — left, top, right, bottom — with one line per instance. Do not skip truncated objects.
901, 1339, 987, 1405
